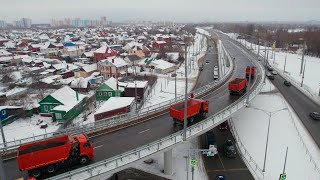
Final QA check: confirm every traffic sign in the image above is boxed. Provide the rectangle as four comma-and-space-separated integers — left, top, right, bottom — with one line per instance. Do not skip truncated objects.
279, 173, 287, 180
190, 159, 198, 167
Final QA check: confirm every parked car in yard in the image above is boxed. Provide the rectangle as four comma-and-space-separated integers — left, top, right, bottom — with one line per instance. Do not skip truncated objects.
216, 175, 226, 180
310, 112, 320, 120
284, 80, 292, 86
223, 140, 236, 158
267, 65, 273, 71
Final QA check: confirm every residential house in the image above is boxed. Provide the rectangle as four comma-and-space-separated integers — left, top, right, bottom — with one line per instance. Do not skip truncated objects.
150, 59, 176, 74
81, 51, 94, 61
0, 50, 12, 57
128, 45, 145, 58
61, 46, 85, 58
124, 54, 143, 66
28, 44, 43, 52
124, 81, 149, 103
152, 41, 167, 50
98, 56, 129, 79
39, 86, 86, 122
40, 42, 59, 57
94, 97, 134, 121
70, 77, 91, 92
93, 46, 117, 62
74, 63, 98, 78
0, 106, 23, 125
95, 77, 124, 101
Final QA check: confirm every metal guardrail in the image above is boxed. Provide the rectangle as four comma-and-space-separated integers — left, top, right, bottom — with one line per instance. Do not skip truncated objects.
47, 41, 266, 180
228, 119, 265, 179
0, 36, 232, 152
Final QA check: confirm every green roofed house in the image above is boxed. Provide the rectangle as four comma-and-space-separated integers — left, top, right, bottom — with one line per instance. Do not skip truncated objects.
96, 77, 124, 101
39, 86, 86, 122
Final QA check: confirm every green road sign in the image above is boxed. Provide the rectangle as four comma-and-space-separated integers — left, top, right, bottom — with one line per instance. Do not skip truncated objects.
279, 173, 287, 180
190, 159, 198, 167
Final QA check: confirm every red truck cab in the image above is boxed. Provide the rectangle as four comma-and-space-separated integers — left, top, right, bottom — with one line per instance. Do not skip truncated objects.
169, 98, 209, 125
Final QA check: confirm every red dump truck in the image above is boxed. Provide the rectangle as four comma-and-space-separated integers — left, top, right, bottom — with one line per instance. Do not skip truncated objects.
228, 78, 248, 95
245, 66, 256, 79
169, 98, 209, 124
17, 134, 94, 178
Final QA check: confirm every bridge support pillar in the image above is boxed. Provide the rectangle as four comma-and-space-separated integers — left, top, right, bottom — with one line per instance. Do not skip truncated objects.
164, 149, 173, 175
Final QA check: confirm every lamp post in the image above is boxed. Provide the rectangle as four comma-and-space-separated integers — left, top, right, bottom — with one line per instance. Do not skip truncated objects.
283, 45, 288, 73
250, 107, 288, 172
183, 41, 188, 141
299, 39, 306, 75
0, 120, 6, 180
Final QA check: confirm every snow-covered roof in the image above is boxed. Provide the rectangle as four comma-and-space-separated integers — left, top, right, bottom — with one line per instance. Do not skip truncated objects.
50, 86, 86, 107
151, 59, 176, 70
101, 56, 128, 68
52, 63, 67, 70
0, 50, 12, 56
103, 77, 124, 91
70, 78, 90, 89
94, 97, 135, 115
82, 63, 97, 72
155, 41, 167, 44
126, 81, 148, 88
94, 46, 113, 54
0, 106, 23, 111
6, 87, 28, 97
83, 51, 94, 57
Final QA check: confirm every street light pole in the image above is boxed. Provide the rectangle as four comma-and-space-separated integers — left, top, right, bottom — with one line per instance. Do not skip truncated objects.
246, 66, 252, 106
0, 120, 6, 147
283, 45, 288, 73
183, 42, 188, 141
301, 57, 307, 87
282, 146, 289, 174
262, 112, 271, 172
300, 40, 306, 75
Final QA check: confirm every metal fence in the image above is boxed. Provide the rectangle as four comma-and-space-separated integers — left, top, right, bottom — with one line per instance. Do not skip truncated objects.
0, 39, 234, 152
47, 56, 265, 180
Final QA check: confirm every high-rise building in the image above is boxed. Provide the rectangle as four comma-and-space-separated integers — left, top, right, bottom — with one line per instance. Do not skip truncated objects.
101, 16, 107, 26
22, 18, 32, 28
0, 20, 7, 28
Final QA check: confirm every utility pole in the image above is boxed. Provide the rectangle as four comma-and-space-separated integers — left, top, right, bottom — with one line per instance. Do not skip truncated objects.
263, 42, 267, 83
300, 40, 306, 75
0, 119, 6, 180
246, 66, 252, 106
282, 147, 288, 174
284, 45, 288, 73
301, 57, 307, 87
183, 42, 188, 141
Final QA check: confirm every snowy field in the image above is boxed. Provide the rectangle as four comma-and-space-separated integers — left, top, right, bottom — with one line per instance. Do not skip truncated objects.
231, 79, 320, 180
130, 138, 208, 180
227, 32, 320, 103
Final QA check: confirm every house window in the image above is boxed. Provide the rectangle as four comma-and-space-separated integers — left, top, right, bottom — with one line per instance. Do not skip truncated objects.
2, 110, 6, 115
108, 92, 113, 96
44, 105, 48, 112
55, 113, 62, 120
100, 92, 103, 96
104, 92, 108, 96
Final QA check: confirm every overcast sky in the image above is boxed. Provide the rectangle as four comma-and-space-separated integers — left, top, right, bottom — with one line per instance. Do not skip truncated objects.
0, 0, 319, 23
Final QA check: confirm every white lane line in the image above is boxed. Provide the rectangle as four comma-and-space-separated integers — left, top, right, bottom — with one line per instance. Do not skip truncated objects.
138, 129, 150, 134
93, 145, 103, 149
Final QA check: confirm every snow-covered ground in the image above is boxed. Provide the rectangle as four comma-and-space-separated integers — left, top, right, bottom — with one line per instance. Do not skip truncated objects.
130, 138, 208, 180
227, 32, 320, 103
231, 79, 320, 180
0, 115, 59, 142
141, 29, 208, 109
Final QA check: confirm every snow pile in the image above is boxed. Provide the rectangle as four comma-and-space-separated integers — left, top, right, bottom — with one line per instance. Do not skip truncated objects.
231, 79, 320, 180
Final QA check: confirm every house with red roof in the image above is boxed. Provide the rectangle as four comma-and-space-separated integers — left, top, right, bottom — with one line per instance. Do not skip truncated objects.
93, 46, 117, 62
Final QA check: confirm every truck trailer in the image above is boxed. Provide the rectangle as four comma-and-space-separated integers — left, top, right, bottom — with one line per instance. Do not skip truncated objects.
228, 78, 248, 95
17, 134, 94, 178
245, 66, 256, 79
169, 98, 209, 125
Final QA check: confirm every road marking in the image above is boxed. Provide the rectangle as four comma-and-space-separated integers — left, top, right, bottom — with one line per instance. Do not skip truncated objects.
217, 153, 226, 170
93, 145, 103, 149
207, 168, 249, 172
138, 128, 150, 134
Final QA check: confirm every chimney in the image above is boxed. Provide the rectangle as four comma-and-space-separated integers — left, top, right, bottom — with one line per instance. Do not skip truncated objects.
76, 91, 79, 101
112, 59, 114, 63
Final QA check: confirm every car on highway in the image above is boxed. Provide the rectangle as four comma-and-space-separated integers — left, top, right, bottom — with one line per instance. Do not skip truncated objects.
216, 175, 226, 180
267, 65, 273, 71
266, 73, 274, 80
271, 70, 278, 75
206, 60, 209, 64
310, 112, 320, 120
199, 67, 203, 71
284, 80, 292, 86
219, 122, 228, 130
223, 140, 236, 158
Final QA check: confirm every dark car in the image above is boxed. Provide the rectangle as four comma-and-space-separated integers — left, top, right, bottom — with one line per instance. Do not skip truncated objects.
223, 140, 236, 158
284, 80, 291, 86
216, 175, 226, 180
310, 112, 320, 120
267, 65, 273, 71
266, 73, 274, 80
199, 67, 204, 71
219, 122, 228, 130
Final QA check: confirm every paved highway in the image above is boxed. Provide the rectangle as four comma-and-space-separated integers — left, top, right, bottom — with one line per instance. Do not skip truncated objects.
4, 33, 262, 179
226, 34, 320, 148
